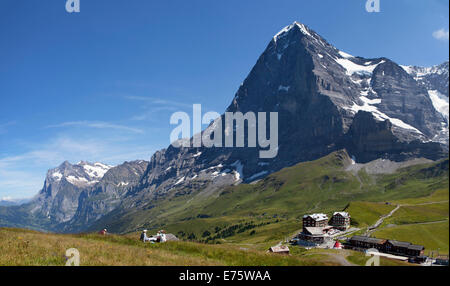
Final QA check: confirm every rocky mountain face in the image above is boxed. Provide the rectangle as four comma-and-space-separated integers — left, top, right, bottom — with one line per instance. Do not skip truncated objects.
401, 61, 449, 131
127, 22, 448, 200
1, 22, 448, 233
401, 61, 449, 97
81, 22, 448, 232
61, 160, 149, 232
0, 160, 148, 232
29, 161, 113, 223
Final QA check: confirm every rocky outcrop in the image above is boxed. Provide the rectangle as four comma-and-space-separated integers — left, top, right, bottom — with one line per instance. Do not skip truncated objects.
0, 160, 148, 232
58, 160, 149, 232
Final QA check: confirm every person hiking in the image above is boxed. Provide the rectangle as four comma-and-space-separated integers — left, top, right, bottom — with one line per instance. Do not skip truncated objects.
140, 230, 147, 242
158, 230, 167, 243
140, 230, 155, 243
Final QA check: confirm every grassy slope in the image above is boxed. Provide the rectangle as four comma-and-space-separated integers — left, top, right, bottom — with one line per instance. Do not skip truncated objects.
0, 228, 346, 266
345, 202, 396, 227
0, 227, 410, 266
373, 222, 449, 256
371, 188, 449, 255
383, 203, 448, 226
1, 152, 448, 266
90, 152, 448, 249
391, 188, 449, 205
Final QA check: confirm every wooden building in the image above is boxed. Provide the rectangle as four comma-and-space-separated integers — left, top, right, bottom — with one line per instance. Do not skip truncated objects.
385, 240, 425, 257
347, 236, 425, 258
298, 226, 333, 244
302, 213, 328, 231
268, 245, 290, 255
330, 212, 351, 230
348, 235, 386, 251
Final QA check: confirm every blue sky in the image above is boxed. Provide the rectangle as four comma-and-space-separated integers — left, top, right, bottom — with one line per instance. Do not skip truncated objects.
0, 0, 448, 199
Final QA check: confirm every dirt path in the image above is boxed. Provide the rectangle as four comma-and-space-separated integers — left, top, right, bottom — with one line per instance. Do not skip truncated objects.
402, 200, 449, 206
365, 200, 449, 236
381, 219, 449, 229
365, 205, 401, 235
323, 252, 356, 266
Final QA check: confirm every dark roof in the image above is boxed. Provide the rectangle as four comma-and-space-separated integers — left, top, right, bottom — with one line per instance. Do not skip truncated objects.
350, 235, 385, 244
407, 244, 425, 251
350, 236, 424, 250
387, 240, 411, 248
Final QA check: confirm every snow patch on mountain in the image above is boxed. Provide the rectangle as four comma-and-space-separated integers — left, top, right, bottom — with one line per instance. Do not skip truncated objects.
335, 57, 384, 76
230, 160, 244, 181
273, 21, 312, 43
338, 50, 353, 59
247, 171, 269, 181
401, 64, 448, 79
52, 171, 63, 181
66, 175, 95, 186
174, 176, 185, 185
346, 96, 423, 134
192, 151, 202, 158
117, 182, 129, 187
428, 90, 449, 122
81, 162, 112, 179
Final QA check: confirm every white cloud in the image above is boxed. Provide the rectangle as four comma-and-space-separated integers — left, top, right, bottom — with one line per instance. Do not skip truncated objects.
125, 96, 193, 121
432, 28, 449, 41
46, 121, 144, 134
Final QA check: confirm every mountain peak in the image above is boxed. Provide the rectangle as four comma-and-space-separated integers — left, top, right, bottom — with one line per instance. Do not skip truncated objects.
59, 160, 72, 168
46, 160, 113, 188
272, 21, 313, 43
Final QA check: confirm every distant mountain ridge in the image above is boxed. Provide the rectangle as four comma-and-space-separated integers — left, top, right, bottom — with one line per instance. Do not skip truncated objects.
0, 160, 148, 231
401, 61, 449, 129
0, 21, 448, 233
401, 61, 449, 98
0, 198, 31, 207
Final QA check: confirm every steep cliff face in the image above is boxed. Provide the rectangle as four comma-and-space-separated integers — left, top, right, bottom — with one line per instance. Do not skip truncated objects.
29, 161, 113, 223
401, 61, 449, 142
344, 111, 445, 162
1, 22, 448, 233
402, 61, 449, 97
54, 160, 148, 232
133, 22, 448, 202
0, 160, 149, 232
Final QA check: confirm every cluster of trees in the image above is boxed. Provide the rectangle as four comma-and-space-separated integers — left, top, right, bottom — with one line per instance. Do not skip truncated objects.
200, 220, 274, 243
176, 219, 281, 244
